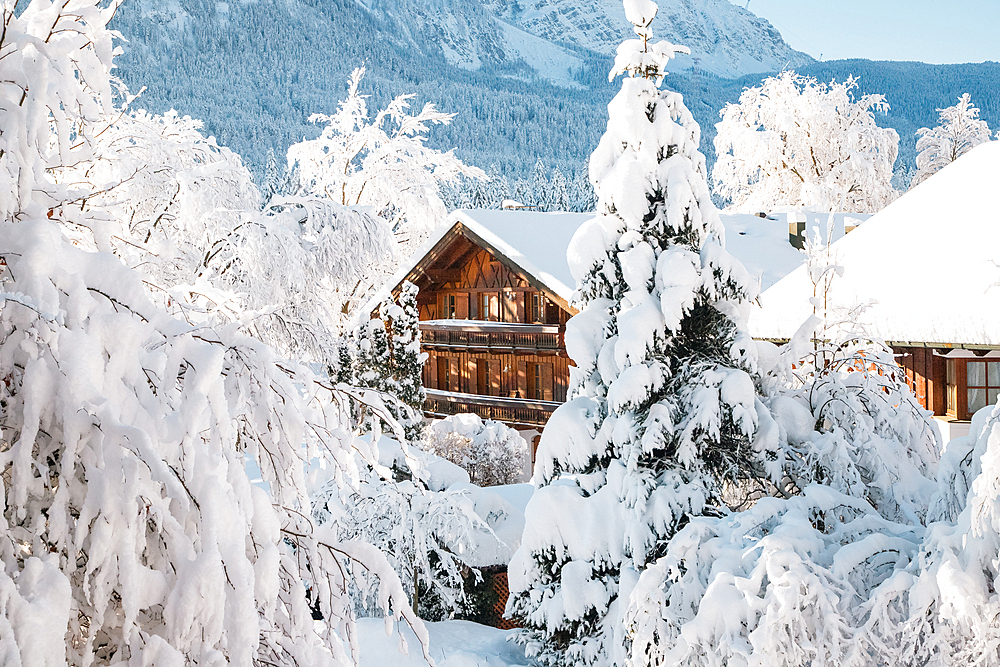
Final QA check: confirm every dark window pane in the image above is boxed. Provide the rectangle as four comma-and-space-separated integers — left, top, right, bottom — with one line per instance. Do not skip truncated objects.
990, 388, 1000, 407
989, 361, 1000, 387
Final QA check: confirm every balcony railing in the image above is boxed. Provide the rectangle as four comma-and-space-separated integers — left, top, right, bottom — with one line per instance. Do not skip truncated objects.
424, 389, 561, 428
419, 320, 562, 353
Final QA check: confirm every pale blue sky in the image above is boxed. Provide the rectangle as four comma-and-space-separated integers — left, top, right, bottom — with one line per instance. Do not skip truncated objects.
742, 0, 1000, 64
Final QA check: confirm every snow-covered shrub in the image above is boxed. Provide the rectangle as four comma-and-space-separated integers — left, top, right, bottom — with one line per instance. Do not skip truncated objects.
624, 486, 924, 667
507, 3, 763, 664
901, 404, 1000, 665
912, 93, 993, 188
427, 414, 528, 487
713, 71, 899, 213
319, 466, 484, 622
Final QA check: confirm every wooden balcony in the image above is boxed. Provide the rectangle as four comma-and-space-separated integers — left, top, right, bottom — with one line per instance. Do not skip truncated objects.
424, 388, 561, 428
419, 320, 563, 355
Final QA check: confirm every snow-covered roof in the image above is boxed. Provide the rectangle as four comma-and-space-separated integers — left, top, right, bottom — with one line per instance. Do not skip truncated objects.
362, 209, 594, 318
365, 208, 828, 319
450, 209, 593, 303
750, 141, 1000, 346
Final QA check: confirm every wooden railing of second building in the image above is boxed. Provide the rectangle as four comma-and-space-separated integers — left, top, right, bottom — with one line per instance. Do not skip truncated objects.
420, 326, 563, 355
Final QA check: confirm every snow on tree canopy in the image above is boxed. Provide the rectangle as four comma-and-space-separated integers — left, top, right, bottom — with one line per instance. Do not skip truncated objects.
912, 92, 994, 188
507, 2, 763, 665
713, 71, 899, 214
0, 1, 431, 664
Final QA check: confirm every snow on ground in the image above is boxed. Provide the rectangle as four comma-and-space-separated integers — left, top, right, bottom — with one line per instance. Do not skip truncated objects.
358, 618, 528, 667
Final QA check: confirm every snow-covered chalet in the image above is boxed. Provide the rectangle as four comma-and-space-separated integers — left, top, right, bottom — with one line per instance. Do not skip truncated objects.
373, 208, 814, 456
751, 141, 1000, 442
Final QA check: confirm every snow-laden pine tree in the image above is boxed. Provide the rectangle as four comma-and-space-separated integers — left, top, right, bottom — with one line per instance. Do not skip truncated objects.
912, 93, 993, 188
507, 2, 762, 664
621, 230, 940, 667
713, 71, 899, 213
263, 146, 282, 203
350, 284, 428, 445
388, 281, 428, 443
0, 2, 429, 664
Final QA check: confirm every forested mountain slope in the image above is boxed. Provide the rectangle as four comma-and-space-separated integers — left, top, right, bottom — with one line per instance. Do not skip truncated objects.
109, 0, 1000, 188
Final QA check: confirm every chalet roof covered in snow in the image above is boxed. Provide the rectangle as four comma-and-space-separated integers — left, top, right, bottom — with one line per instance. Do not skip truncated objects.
450, 209, 590, 303
750, 141, 1000, 347
362, 209, 594, 318
367, 208, 816, 318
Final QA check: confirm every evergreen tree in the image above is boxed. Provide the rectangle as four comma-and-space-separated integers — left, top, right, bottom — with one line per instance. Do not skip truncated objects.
388, 281, 428, 442
356, 312, 395, 395
550, 165, 570, 211
507, 2, 761, 665
263, 146, 280, 203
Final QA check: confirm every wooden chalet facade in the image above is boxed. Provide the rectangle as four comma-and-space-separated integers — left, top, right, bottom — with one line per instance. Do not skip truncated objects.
373, 209, 593, 440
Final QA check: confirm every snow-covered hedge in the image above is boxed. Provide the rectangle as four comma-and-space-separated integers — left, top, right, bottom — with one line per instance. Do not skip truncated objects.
427, 414, 528, 487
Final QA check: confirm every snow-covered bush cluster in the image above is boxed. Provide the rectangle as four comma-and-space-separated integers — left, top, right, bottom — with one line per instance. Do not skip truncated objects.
426, 414, 529, 487
313, 437, 488, 623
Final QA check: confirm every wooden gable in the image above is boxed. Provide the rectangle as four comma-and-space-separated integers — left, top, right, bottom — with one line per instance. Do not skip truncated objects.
391, 222, 578, 322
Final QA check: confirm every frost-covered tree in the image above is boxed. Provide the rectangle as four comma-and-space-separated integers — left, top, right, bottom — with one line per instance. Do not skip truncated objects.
912, 93, 993, 187
287, 67, 486, 252
426, 414, 528, 487
0, 2, 429, 664
507, 2, 762, 664
713, 71, 899, 213
61, 107, 394, 362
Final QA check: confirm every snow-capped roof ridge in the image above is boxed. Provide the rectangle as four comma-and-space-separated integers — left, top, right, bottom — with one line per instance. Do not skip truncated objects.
359, 209, 595, 322
750, 141, 1000, 346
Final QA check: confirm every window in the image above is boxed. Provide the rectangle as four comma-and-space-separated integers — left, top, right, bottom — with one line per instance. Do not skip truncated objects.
437, 357, 451, 390
534, 363, 543, 399
480, 293, 491, 321
530, 293, 544, 323
967, 360, 1000, 415
946, 358, 958, 417
445, 294, 456, 319
476, 360, 489, 395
